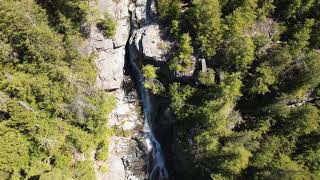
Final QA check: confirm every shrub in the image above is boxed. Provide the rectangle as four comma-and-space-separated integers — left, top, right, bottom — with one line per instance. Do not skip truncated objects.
198, 68, 215, 85
142, 65, 158, 79
96, 139, 109, 161
142, 65, 165, 94
97, 13, 117, 38
100, 165, 109, 173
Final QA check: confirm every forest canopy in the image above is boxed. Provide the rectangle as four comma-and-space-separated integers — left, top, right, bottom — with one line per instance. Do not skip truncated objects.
0, 0, 115, 179
152, 0, 320, 179
1, 0, 320, 179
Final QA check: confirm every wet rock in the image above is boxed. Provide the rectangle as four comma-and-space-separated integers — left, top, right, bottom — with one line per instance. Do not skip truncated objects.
129, 0, 147, 27
133, 133, 150, 158
128, 27, 145, 61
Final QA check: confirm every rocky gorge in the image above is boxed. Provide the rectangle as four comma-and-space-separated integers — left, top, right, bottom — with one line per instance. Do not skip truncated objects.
84, 0, 173, 179
3, 0, 318, 179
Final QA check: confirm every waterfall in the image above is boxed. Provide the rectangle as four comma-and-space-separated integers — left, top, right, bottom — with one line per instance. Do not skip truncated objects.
127, 49, 169, 180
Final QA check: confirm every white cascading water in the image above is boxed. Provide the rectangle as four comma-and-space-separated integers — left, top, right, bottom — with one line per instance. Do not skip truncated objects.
127, 52, 169, 180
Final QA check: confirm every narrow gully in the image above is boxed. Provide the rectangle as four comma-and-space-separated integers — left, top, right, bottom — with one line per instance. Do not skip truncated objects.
125, 32, 169, 180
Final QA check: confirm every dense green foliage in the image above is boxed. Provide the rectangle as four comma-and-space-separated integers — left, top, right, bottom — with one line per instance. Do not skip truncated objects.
169, 33, 194, 72
142, 65, 164, 94
156, 0, 320, 179
97, 13, 117, 38
2, 0, 320, 179
0, 0, 115, 179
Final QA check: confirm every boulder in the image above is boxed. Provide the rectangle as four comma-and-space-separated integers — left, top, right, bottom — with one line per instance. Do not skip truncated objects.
130, 0, 147, 27
122, 135, 147, 179
128, 27, 145, 60
142, 25, 169, 62
105, 149, 126, 180
108, 88, 141, 129
96, 47, 126, 90
201, 58, 207, 72
128, 25, 171, 63
114, 19, 131, 48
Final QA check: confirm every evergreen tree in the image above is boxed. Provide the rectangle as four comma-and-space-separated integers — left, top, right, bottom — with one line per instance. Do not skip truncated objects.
192, 0, 222, 58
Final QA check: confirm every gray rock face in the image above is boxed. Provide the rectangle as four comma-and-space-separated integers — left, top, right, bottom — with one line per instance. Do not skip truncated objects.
104, 85, 146, 180
129, 0, 147, 28
96, 47, 126, 90
85, 0, 148, 179
128, 0, 171, 63
114, 19, 131, 48
128, 6, 171, 63
87, 0, 174, 179
97, 0, 130, 48
85, 0, 130, 91
95, 81, 147, 180
142, 25, 169, 61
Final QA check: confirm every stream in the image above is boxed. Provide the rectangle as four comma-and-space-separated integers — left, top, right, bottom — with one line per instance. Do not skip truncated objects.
126, 44, 169, 180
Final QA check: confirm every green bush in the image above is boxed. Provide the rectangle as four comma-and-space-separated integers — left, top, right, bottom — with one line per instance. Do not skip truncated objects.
253, 33, 270, 49
96, 139, 109, 161
142, 65, 165, 94
142, 65, 158, 79
112, 125, 133, 137
97, 13, 117, 38
100, 165, 109, 173
198, 68, 215, 85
